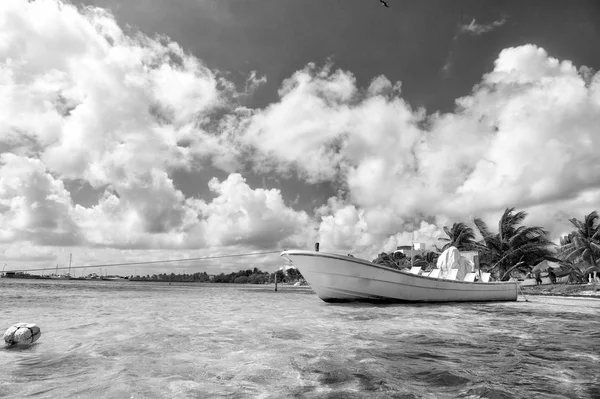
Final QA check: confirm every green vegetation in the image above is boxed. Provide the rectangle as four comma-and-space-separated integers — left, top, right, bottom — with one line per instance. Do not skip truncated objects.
129, 267, 304, 284
437, 222, 477, 251
558, 211, 600, 280
372, 249, 439, 271
473, 208, 556, 281
372, 207, 600, 283
130, 271, 211, 282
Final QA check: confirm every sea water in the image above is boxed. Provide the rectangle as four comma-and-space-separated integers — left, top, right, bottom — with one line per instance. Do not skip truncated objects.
1, 279, 599, 399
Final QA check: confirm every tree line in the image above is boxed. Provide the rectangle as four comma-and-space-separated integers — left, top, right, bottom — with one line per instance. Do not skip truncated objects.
129, 267, 304, 284
373, 208, 600, 282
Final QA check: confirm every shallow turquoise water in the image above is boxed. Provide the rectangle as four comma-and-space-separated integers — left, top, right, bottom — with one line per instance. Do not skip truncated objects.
1, 279, 599, 398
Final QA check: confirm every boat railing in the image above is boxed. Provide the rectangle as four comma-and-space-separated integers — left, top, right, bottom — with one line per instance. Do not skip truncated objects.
427, 269, 441, 278
410, 268, 492, 283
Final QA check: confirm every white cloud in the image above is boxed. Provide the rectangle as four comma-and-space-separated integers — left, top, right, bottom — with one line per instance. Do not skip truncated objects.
70, 172, 314, 251
239, 63, 357, 182
0, 242, 58, 264
0, 0, 240, 186
244, 71, 267, 94
315, 197, 445, 259
201, 174, 313, 249
1, 0, 599, 273
0, 0, 313, 271
0, 154, 81, 246
72, 170, 205, 250
240, 45, 600, 258
460, 18, 506, 35
449, 45, 600, 212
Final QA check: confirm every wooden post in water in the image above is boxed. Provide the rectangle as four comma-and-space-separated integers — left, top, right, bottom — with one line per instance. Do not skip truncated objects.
274, 272, 278, 292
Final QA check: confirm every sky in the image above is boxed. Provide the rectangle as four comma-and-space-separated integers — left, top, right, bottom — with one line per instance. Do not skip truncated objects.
1, 0, 600, 276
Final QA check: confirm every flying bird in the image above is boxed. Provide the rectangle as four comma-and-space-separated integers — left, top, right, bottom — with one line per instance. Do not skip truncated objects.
380, 0, 390, 7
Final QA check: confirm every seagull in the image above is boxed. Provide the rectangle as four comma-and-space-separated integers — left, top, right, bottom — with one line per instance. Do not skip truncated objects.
380, 0, 390, 7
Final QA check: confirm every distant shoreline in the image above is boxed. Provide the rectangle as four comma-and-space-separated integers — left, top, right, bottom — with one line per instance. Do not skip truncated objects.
0, 277, 310, 287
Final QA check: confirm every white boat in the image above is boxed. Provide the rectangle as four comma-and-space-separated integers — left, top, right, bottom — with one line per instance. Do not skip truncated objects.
280, 250, 518, 303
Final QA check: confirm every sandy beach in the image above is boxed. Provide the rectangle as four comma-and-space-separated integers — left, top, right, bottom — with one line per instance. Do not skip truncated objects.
521, 283, 600, 300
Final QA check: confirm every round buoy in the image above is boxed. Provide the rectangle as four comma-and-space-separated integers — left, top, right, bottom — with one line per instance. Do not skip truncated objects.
3, 323, 41, 346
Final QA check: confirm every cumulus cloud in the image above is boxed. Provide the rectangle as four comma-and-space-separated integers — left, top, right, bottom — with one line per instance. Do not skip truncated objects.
0, 0, 313, 265
1, 0, 239, 213
0, 154, 82, 246
315, 198, 445, 257
201, 174, 312, 249
239, 45, 600, 256
72, 171, 205, 250
450, 45, 600, 211
239, 63, 359, 182
2, 0, 599, 273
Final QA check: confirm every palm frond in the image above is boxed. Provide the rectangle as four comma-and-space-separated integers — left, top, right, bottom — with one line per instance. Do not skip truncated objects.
559, 234, 573, 246
508, 226, 550, 247
583, 265, 600, 275
443, 226, 452, 237
584, 211, 599, 237
559, 246, 584, 262
498, 208, 528, 241
591, 225, 600, 242
473, 218, 492, 239
590, 241, 600, 256
569, 217, 585, 232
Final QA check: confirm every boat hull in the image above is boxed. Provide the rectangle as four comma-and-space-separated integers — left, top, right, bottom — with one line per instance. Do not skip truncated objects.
281, 250, 518, 303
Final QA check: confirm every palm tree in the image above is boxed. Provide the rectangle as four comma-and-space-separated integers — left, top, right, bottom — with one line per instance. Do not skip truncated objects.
411, 253, 429, 269
437, 222, 477, 251
473, 207, 555, 281
556, 259, 588, 284
559, 211, 600, 277
373, 252, 402, 269
411, 251, 441, 271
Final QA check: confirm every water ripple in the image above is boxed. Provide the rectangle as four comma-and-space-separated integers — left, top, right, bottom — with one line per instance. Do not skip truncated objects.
1, 279, 599, 398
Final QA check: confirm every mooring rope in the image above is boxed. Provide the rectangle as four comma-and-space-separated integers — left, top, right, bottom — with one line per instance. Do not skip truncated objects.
517, 283, 530, 302
4, 250, 282, 273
